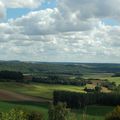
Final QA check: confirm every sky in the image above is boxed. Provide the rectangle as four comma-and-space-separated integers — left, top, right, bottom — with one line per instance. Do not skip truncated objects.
0, 0, 120, 63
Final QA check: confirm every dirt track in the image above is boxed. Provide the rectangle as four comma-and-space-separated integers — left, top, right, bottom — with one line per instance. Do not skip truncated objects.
0, 89, 50, 103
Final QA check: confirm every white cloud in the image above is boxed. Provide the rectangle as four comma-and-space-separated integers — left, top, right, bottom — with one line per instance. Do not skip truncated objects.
0, 0, 45, 19
0, 21, 120, 62
8, 8, 100, 36
0, 0, 120, 62
0, 0, 45, 9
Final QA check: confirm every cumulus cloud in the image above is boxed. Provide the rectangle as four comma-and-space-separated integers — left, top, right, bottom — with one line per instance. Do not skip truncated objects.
0, 0, 120, 62
57, 0, 120, 20
9, 0, 120, 35
8, 8, 100, 35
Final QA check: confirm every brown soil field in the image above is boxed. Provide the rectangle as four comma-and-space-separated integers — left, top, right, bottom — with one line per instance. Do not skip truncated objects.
0, 89, 50, 103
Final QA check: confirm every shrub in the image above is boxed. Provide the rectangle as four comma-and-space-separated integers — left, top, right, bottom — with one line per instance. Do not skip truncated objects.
0, 108, 44, 120
27, 111, 44, 120
105, 106, 120, 120
48, 102, 70, 120
0, 108, 27, 120
95, 85, 102, 92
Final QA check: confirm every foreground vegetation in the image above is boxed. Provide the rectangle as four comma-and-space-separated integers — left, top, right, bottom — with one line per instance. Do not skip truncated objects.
0, 101, 114, 120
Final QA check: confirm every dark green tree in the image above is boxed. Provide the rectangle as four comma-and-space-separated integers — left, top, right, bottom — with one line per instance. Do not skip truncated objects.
95, 84, 102, 92
48, 103, 70, 120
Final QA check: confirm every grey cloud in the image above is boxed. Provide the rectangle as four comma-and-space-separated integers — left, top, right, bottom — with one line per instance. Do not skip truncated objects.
57, 0, 120, 20
0, 1, 6, 18
10, 8, 100, 36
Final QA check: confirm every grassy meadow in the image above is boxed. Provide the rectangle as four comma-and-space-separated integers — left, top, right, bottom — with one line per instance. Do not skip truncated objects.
84, 73, 120, 85
0, 82, 85, 99
0, 101, 114, 120
0, 82, 115, 120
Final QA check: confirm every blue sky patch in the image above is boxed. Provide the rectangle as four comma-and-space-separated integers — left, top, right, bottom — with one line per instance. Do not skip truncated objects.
7, 8, 31, 19
102, 18, 119, 26
6, 0, 57, 20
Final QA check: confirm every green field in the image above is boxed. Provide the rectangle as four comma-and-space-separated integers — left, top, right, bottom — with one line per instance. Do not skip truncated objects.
74, 105, 114, 120
0, 101, 114, 120
0, 82, 115, 120
0, 71, 119, 120
84, 73, 120, 85
0, 101, 48, 120
0, 82, 85, 99
104, 77, 120, 85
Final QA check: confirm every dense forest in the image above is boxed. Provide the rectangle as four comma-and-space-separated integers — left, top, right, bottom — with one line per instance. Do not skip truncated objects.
0, 61, 120, 76
54, 91, 120, 108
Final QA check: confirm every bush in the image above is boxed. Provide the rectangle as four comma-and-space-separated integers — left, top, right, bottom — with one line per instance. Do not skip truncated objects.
0, 108, 44, 120
105, 106, 120, 120
27, 111, 44, 120
48, 103, 70, 120
0, 108, 27, 120
95, 85, 102, 92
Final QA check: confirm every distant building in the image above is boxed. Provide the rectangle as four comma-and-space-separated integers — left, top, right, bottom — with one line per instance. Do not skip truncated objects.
84, 87, 95, 92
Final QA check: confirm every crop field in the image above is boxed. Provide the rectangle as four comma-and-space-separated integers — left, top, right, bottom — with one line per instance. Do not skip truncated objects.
0, 82, 115, 120
84, 73, 120, 85
104, 77, 120, 85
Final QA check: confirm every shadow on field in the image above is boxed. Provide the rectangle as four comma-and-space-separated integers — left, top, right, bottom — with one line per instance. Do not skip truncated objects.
2, 101, 49, 109
74, 105, 114, 117
0, 101, 114, 118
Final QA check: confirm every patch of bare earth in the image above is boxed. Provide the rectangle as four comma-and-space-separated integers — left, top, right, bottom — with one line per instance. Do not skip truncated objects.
0, 89, 50, 103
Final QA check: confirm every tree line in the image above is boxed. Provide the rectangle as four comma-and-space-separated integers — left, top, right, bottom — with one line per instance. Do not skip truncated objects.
112, 73, 120, 77
32, 75, 90, 86
0, 70, 23, 82
53, 91, 120, 109
0, 70, 90, 86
